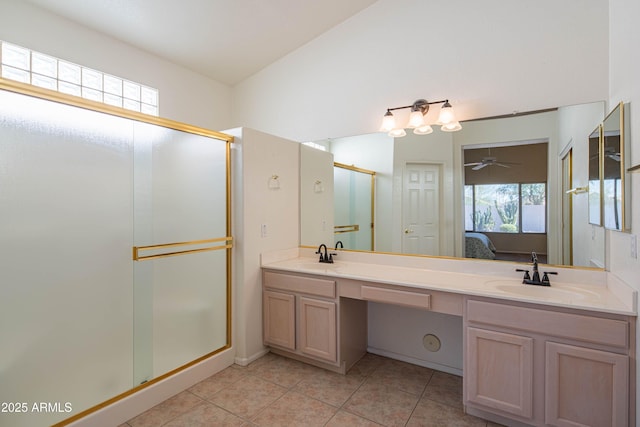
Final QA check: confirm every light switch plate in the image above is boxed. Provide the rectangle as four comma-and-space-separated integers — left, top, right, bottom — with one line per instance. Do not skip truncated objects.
631, 234, 637, 259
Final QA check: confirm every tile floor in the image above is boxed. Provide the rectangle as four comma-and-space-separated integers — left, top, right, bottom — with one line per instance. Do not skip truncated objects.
122, 352, 502, 427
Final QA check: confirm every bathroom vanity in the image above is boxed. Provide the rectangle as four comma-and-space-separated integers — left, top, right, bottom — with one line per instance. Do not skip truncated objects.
465, 298, 632, 426
261, 248, 636, 427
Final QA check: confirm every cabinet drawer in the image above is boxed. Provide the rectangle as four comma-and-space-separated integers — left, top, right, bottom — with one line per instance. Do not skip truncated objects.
467, 300, 628, 349
264, 271, 335, 298
361, 285, 431, 310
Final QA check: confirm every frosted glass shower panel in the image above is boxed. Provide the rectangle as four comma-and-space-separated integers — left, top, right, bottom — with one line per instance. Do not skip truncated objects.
151, 250, 228, 377
0, 83, 231, 426
334, 167, 373, 251
133, 122, 229, 383
134, 122, 227, 245
0, 90, 134, 427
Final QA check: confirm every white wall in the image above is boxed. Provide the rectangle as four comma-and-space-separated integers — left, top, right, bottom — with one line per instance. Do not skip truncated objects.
0, 0, 231, 130
228, 128, 300, 364
608, 0, 640, 287
608, 0, 640, 422
232, 0, 608, 143
300, 144, 335, 247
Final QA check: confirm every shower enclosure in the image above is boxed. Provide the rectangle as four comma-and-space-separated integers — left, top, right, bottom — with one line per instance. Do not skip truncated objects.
0, 80, 232, 427
333, 162, 375, 251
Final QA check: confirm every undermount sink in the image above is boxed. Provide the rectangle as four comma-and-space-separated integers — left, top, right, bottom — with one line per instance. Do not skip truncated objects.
485, 280, 602, 301
294, 262, 339, 270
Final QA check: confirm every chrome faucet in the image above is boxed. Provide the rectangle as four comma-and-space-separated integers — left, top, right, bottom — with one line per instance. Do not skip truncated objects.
315, 244, 335, 263
515, 251, 557, 286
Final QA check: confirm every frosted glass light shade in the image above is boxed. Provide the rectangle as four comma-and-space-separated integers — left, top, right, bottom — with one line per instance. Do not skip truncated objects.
408, 110, 425, 128
441, 121, 462, 132
414, 125, 433, 135
388, 128, 406, 137
380, 111, 395, 132
437, 102, 457, 125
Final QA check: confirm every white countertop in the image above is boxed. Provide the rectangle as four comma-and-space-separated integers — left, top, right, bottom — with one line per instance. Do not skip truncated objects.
261, 248, 637, 316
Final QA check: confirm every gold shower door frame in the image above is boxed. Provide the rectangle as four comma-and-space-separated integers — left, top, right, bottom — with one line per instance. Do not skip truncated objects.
0, 78, 234, 426
333, 161, 376, 251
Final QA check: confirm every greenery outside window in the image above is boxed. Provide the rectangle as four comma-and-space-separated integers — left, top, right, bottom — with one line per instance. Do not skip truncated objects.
465, 183, 546, 233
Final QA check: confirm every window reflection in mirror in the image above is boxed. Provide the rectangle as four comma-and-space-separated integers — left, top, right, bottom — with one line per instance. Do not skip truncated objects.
463, 143, 548, 262
465, 183, 546, 234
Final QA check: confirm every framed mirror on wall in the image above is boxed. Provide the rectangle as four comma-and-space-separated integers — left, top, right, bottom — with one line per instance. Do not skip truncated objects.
300, 102, 607, 269
588, 125, 603, 226
602, 102, 631, 231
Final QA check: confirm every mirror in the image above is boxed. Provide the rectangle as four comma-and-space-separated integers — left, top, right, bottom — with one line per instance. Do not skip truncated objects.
588, 125, 602, 226
300, 101, 606, 268
463, 143, 548, 262
602, 102, 631, 231
334, 162, 375, 251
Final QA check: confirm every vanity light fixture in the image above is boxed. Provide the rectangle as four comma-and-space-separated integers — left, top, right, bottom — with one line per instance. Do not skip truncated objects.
380, 99, 462, 137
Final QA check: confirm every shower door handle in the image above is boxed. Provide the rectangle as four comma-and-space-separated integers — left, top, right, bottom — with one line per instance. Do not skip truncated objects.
133, 236, 233, 261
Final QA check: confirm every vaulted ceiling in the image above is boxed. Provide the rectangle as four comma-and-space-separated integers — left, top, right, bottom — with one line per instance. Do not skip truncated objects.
25, 0, 378, 85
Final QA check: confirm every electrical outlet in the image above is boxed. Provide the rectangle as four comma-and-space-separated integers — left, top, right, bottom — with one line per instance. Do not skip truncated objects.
261, 223, 268, 238
631, 234, 637, 259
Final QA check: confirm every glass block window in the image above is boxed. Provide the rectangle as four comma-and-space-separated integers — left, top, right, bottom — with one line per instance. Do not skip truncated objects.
1, 41, 159, 116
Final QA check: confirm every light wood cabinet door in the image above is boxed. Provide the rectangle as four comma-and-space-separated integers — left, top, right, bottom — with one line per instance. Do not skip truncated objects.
466, 327, 534, 419
545, 342, 629, 427
263, 290, 296, 351
299, 297, 337, 362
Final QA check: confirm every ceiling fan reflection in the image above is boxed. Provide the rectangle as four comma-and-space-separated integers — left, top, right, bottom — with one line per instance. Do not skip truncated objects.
464, 157, 520, 170
589, 147, 621, 162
